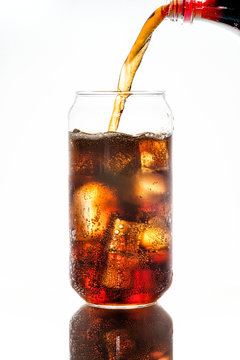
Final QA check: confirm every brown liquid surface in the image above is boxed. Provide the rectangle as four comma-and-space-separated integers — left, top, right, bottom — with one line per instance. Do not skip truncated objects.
108, 5, 170, 132
69, 130, 172, 306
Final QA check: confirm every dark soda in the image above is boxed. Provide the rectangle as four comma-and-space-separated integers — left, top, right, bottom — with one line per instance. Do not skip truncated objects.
70, 304, 173, 359
69, 130, 172, 306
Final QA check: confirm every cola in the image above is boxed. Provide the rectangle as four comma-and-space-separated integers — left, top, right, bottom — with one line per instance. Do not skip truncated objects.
70, 304, 173, 359
109, 6, 169, 131
69, 130, 172, 306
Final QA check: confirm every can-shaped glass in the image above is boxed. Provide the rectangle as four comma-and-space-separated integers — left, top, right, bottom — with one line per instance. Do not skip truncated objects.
70, 304, 173, 359
68, 91, 173, 308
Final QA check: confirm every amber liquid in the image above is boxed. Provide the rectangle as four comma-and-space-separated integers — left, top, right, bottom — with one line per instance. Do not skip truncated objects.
69, 130, 172, 306
108, 5, 170, 132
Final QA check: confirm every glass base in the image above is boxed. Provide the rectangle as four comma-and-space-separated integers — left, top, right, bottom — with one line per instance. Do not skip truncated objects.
86, 301, 157, 310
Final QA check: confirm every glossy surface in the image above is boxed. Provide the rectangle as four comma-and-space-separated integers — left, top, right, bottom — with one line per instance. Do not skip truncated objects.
69, 131, 172, 306
70, 304, 173, 359
198, 0, 240, 29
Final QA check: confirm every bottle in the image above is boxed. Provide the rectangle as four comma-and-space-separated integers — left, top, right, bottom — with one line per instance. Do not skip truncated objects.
169, 0, 240, 29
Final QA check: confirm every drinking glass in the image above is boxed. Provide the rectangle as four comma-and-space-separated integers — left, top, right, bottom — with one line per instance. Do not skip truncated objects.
69, 91, 173, 308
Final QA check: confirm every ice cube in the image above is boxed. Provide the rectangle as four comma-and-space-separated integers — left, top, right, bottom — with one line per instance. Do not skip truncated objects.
70, 182, 118, 241
70, 149, 95, 176
139, 138, 170, 171
101, 218, 140, 289
101, 253, 138, 289
103, 135, 141, 176
69, 133, 103, 178
107, 218, 141, 254
130, 169, 169, 206
138, 217, 170, 252
150, 352, 170, 360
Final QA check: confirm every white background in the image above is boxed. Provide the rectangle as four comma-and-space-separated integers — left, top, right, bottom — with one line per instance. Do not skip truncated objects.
0, 0, 240, 358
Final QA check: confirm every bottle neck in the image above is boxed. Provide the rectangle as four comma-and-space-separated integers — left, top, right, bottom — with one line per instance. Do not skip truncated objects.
169, 0, 204, 23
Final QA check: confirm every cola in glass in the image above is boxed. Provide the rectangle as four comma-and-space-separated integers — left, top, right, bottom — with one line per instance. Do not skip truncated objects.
69, 130, 172, 307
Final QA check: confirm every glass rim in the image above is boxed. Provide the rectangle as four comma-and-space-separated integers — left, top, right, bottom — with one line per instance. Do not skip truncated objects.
75, 90, 166, 96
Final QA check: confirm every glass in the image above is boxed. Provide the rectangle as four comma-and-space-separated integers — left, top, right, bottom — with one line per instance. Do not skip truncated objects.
70, 304, 173, 359
68, 91, 173, 308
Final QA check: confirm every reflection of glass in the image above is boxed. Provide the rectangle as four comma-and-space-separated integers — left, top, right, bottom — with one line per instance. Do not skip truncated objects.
69, 92, 173, 308
70, 304, 173, 359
